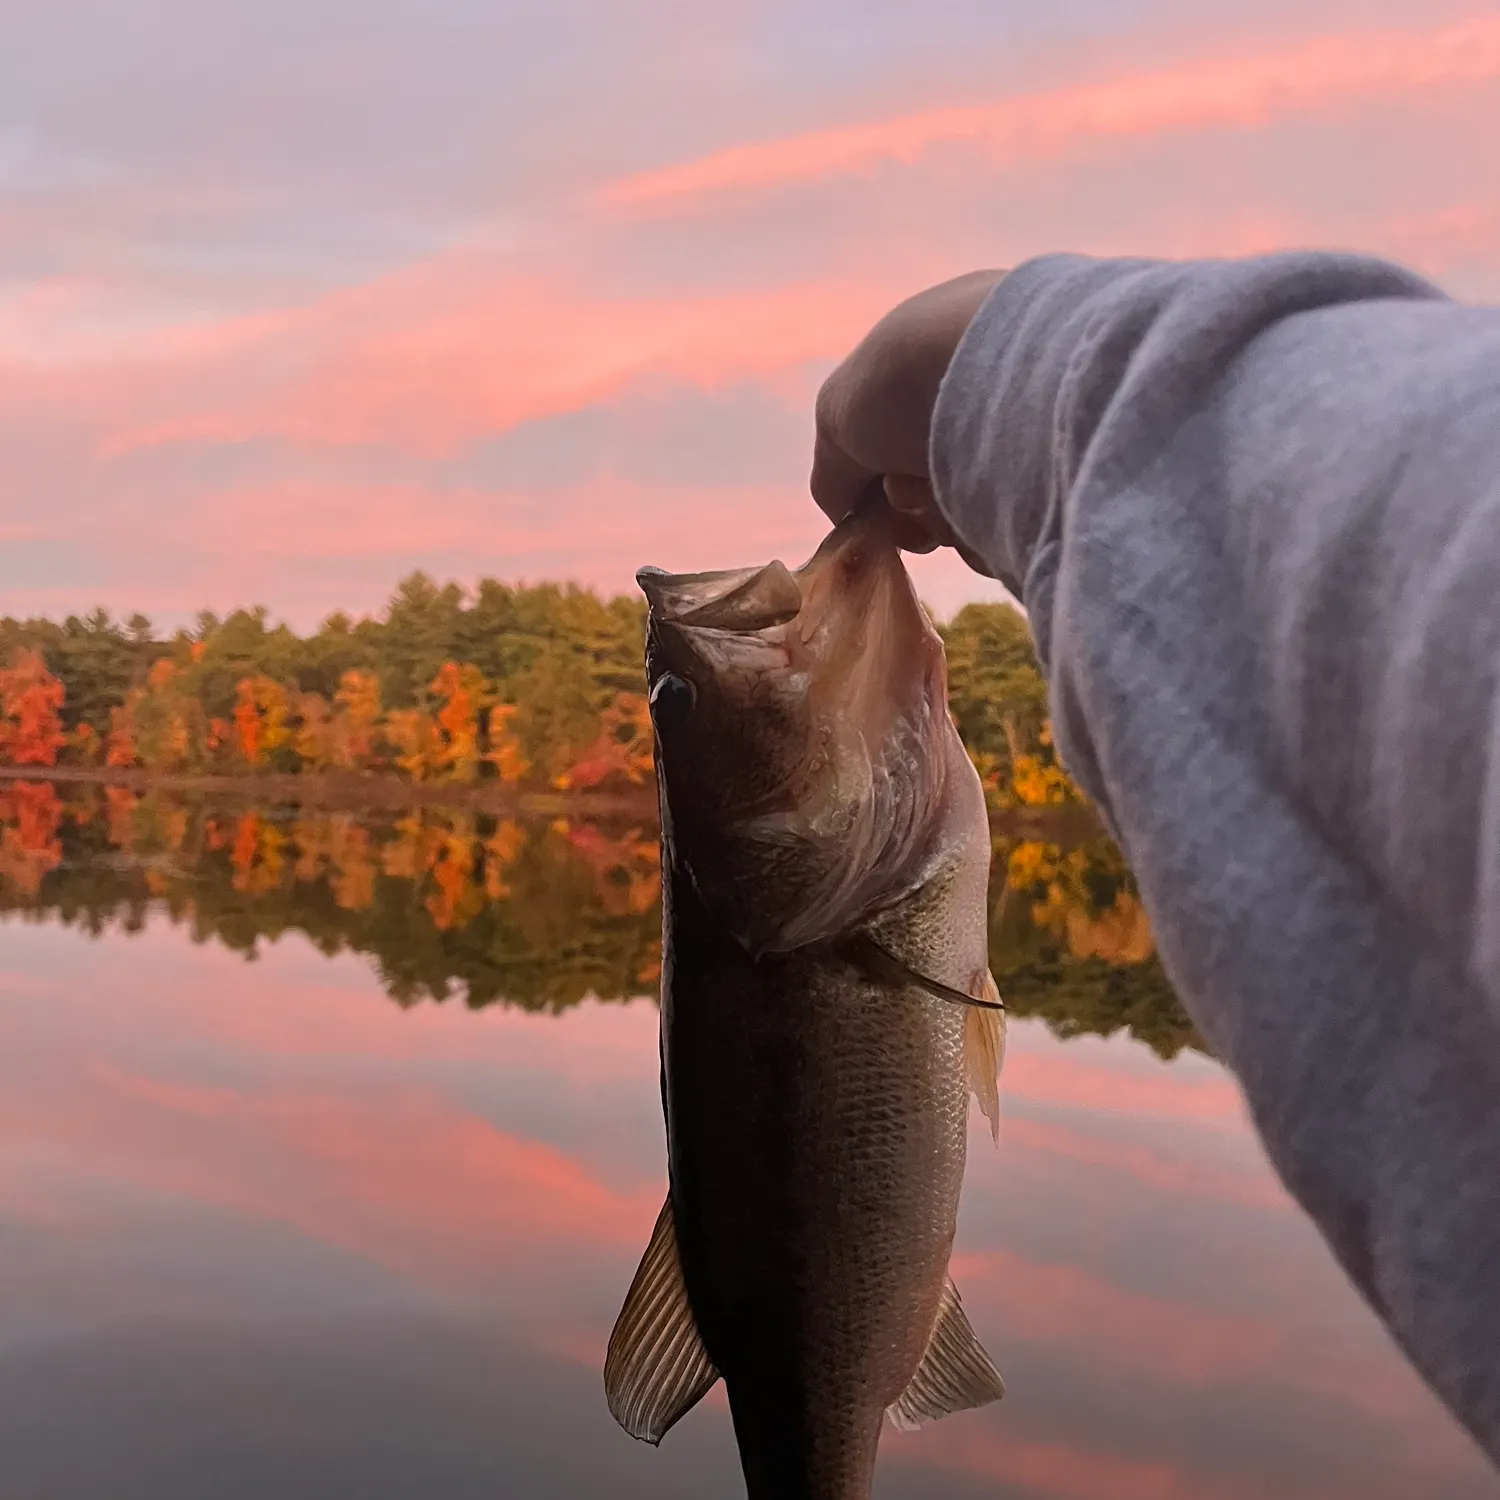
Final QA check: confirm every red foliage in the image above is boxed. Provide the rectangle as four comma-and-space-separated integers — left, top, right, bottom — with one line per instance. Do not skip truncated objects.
0, 649, 65, 767
0, 781, 62, 895
560, 692, 653, 791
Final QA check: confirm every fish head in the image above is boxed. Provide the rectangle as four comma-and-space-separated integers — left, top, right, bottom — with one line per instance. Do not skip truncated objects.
638, 503, 963, 956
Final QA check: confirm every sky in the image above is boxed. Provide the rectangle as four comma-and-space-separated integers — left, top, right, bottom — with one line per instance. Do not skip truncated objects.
1, 0, 1497, 630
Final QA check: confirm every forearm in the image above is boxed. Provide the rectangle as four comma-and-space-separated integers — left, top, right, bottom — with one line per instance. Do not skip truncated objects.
931, 251, 1500, 1460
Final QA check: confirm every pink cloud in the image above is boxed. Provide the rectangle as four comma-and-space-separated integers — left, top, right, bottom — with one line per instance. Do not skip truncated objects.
994, 1115, 1284, 1212
1377, 199, 1500, 291
1000, 1046, 1247, 1129
41, 267, 880, 462
894, 1425, 1268, 1500
127, 475, 822, 568
0, 936, 670, 1293
0, 1051, 659, 1290
948, 1245, 1416, 1419
16, 19, 1489, 486
597, 15, 1500, 212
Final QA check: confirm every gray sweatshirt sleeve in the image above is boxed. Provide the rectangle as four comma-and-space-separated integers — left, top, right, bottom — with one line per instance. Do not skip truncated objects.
930, 252, 1500, 1464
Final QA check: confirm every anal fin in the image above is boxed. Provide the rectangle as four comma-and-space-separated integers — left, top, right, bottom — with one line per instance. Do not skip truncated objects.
886, 1277, 1005, 1432
965, 969, 1007, 1144
604, 1194, 720, 1445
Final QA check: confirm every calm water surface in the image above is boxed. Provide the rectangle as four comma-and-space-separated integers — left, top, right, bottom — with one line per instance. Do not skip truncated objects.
0, 783, 1491, 1498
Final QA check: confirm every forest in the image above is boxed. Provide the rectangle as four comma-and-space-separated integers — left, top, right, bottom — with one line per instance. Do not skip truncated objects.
0, 572, 1069, 809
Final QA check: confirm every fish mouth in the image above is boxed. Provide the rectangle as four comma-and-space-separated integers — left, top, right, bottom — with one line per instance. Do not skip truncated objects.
638, 504, 945, 729
636, 561, 802, 634
636, 500, 911, 637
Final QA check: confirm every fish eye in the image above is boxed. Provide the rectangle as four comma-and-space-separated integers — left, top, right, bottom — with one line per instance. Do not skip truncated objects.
649, 672, 697, 731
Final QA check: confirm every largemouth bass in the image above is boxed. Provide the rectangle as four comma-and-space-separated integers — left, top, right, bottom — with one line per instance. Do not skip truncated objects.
604, 503, 1006, 1499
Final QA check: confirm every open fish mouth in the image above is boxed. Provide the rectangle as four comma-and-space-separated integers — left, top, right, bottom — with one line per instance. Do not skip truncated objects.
637, 559, 803, 634
636, 494, 911, 638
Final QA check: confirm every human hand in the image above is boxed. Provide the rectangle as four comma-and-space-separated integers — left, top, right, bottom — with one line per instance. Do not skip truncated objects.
811, 269, 1006, 563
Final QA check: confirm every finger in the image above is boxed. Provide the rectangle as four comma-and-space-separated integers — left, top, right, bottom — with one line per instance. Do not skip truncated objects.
882, 472, 938, 521
810, 427, 877, 526
846, 487, 939, 552
873, 475, 938, 552
889, 472, 968, 554
889, 516, 941, 553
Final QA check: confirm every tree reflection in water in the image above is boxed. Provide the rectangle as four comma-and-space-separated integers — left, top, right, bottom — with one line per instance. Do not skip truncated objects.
0, 780, 1199, 1056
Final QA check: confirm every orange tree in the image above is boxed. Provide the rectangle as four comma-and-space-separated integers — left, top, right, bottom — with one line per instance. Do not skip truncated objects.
232, 675, 291, 768
0, 649, 66, 767
428, 661, 488, 782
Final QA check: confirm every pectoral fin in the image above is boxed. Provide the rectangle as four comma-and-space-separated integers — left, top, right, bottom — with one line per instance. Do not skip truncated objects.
965, 970, 1007, 1144
886, 1277, 1005, 1432
604, 1194, 720, 1445
840, 933, 1005, 1012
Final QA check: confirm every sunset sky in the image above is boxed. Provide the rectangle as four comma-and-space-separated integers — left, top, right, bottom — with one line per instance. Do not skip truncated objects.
2, 1, 1497, 629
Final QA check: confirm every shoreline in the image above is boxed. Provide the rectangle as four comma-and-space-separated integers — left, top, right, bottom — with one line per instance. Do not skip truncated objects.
0, 765, 1103, 838
0, 765, 660, 819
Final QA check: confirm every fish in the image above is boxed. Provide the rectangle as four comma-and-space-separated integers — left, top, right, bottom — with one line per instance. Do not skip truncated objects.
604, 501, 1007, 1500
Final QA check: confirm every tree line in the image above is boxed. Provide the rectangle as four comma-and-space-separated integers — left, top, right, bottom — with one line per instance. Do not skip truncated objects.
0, 780, 1200, 1059
0, 572, 1072, 807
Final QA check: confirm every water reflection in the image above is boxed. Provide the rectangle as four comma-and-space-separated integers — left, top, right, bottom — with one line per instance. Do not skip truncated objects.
0, 779, 1194, 1057
0, 780, 1489, 1497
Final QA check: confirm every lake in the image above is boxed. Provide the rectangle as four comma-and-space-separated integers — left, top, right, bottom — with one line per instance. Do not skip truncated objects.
0, 780, 1491, 1498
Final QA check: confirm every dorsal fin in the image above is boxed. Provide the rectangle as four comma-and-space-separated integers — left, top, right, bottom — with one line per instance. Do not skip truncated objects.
604, 1194, 720, 1445
886, 1277, 1005, 1432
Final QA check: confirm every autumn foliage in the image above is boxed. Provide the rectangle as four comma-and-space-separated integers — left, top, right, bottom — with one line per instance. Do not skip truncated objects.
0, 578, 1072, 810
556, 693, 654, 791
0, 780, 62, 895
0, 650, 65, 767
333, 670, 381, 770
